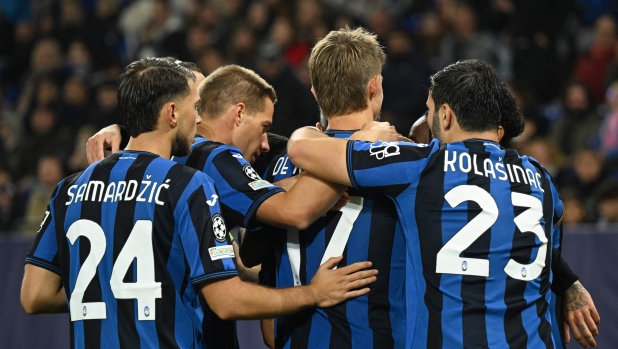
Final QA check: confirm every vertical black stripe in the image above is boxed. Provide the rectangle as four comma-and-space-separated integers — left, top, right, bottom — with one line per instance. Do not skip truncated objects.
534, 162, 554, 348
367, 194, 396, 349
153, 163, 191, 349
504, 150, 531, 348
416, 145, 446, 348
113, 156, 150, 348
80, 164, 111, 349
460, 142, 490, 348
324, 213, 352, 349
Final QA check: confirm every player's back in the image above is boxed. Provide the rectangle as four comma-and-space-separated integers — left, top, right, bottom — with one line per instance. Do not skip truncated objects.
264, 130, 406, 349
27, 150, 237, 348
348, 138, 557, 348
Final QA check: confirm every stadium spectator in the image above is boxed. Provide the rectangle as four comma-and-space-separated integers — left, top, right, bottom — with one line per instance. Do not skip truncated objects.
0, 168, 19, 233
560, 187, 590, 225
600, 80, 618, 157
19, 155, 64, 234
521, 138, 567, 177
595, 181, 618, 228
573, 14, 617, 104
550, 81, 602, 156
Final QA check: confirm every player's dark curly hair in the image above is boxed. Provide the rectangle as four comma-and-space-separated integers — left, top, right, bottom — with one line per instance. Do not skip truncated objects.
497, 81, 524, 148
429, 59, 504, 133
118, 57, 195, 137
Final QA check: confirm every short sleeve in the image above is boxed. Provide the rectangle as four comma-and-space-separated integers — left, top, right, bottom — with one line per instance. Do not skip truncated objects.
175, 173, 238, 285
201, 147, 285, 229
25, 184, 62, 275
346, 139, 437, 190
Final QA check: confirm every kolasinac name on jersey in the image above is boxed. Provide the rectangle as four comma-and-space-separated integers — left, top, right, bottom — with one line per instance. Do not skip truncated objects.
64, 177, 171, 206
444, 148, 545, 192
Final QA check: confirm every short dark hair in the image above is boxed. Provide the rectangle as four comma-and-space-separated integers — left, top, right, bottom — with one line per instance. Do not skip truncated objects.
118, 57, 196, 137
497, 82, 524, 148
162, 57, 203, 74
429, 59, 504, 133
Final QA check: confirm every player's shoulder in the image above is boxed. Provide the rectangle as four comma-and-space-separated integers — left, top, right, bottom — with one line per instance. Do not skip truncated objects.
193, 140, 243, 158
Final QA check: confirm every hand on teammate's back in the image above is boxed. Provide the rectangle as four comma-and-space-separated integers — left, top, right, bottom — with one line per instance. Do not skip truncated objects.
349, 121, 408, 143
309, 256, 377, 308
86, 124, 122, 164
563, 281, 600, 348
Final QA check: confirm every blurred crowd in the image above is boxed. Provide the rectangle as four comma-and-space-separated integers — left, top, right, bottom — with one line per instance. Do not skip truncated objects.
0, 0, 618, 233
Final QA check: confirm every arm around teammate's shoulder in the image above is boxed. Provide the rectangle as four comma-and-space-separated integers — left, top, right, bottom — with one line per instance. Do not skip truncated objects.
199, 256, 376, 320
255, 172, 345, 230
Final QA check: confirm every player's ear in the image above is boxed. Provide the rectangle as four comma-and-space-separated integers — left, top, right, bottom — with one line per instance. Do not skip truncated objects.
315, 122, 323, 132
497, 125, 505, 141
234, 103, 246, 125
163, 101, 177, 127
310, 86, 317, 99
368, 75, 379, 100
442, 104, 453, 130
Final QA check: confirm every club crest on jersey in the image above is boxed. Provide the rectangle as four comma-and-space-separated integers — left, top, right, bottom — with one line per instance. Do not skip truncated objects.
242, 165, 261, 180
369, 141, 400, 160
212, 214, 227, 242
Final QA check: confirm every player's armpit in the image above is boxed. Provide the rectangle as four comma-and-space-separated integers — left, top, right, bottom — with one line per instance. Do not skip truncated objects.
256, 172, 345, 230
199, 257, 376, 319
21, 264, 67, 314
260, 319, 275, 349
563, 281, 600, 348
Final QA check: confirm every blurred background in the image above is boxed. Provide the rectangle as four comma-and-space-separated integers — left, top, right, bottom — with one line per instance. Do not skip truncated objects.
0, 0, 617, 347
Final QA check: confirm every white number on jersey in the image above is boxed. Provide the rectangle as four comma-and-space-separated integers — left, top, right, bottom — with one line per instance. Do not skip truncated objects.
287, 196, 364, 286
436, 185, 548, 281
67, 219, 161, 321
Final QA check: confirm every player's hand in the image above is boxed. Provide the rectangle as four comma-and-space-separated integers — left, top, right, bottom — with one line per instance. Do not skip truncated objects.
330, 191, 349, 211
86, 124, 122, 164
563, 281, 600, 348
409, 113, 432, 144
309, 256, 377, 308
349, 121, 405, 143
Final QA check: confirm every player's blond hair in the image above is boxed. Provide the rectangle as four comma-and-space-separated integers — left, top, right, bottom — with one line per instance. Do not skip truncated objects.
309, 27, 385, 119
197, 65, 277, 118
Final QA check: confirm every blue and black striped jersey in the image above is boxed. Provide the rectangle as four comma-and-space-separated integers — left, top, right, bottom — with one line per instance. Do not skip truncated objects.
347, 138, 558, 349
175, 136, 285, 229
262, 130, 406, 349
173, 136, 285, 348
26, 150, 237, 349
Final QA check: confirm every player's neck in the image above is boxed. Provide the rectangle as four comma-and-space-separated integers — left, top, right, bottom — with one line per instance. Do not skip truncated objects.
196, 120, 233, 144
446, 130, 500, 144
125, 132, 173, 159
326, 109, 375, 131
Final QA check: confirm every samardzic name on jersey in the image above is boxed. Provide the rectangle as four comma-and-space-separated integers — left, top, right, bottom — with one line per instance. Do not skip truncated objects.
443, 150, 544, 192
65, 179, 171, 206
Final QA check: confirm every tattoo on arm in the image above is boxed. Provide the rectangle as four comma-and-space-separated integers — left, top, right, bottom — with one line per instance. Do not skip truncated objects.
564, 284, 588, 311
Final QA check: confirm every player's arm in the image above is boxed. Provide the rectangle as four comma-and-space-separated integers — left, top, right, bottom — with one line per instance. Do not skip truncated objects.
21, 264, 67, 314
552, 248, 600, 348
200, 255, 376, 320
21, 193, 67, 314
183, 174, 377, 320
287, 122, 402, 186
256, 172, 344, 230
261, 319, 275, 349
